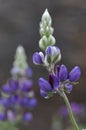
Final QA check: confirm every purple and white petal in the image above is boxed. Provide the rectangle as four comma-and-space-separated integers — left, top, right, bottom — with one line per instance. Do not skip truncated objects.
33, 52, 44, 65
40, 89, 48, 98
65, 83, 73, 92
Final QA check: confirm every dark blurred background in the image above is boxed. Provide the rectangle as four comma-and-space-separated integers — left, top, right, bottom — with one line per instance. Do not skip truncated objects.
0, 0, 86, 130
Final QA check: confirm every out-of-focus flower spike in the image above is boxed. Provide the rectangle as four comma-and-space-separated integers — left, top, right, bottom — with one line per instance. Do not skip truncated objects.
11, 45, 29, 77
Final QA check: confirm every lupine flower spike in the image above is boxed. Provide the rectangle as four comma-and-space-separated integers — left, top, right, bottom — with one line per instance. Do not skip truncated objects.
0, 45, 37, 126
33, 9, 82, 130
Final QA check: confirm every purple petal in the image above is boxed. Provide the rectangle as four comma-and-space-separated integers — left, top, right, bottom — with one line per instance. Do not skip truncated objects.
9, 80, 18, 91
0, 113, 6, 121
23, 112, 33, 122
45, 46, 51, 55
2, 84, 12, 94
53, 77, 59, 90
28, 98, 37, 108
51, 46, 60, 57
49, 74, 56, 86
69, 66, 81, 82
9, 95, 18, 104
45, 46, 52, 55
40, 89, 48, 98
65, 83, 73, 92
20, 80, 33, 92
55, 65, 60, 77
59, 65, 68, 82
46, 46, 60, 57
33, 52, 43, 65
0, 98, 10, 107
39, 78, 52, 92
26, 67, 33, 77
20, 97, 29, 106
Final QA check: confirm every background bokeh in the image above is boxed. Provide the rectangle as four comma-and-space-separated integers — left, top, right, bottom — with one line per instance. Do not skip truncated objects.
0, 0, 86, 130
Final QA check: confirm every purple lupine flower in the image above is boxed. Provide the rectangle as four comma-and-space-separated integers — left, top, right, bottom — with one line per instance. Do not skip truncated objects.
39, 64, 81, 98
0, 98, 10, 107
20, 97, 29, 106
55, 64, 81, 92
45, 46, 61, 63
23, 112, 33, 122
2, 84, 12, 94
9, 79, 19, 91
28, 98, 37, 108
39, 74, 59, 98
0, 112, 6, 121
9, 95, 18, 104
20, 80, 33, 92
56, 65, 81, 82
69, 66, 81, 82
33, 52, 44, 65
59, 65, 68, 82
26, 67, 33, 77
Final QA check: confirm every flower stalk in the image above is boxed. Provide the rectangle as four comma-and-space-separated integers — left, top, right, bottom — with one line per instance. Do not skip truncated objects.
33, 9, 81, 130
62, 91, 79, 130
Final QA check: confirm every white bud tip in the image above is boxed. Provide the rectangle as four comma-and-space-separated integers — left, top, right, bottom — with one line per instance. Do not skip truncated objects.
42, 8, 50, 18
16, 45, 25, 53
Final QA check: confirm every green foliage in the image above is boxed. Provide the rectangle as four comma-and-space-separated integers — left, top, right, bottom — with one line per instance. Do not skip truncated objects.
0, 121, 18, 130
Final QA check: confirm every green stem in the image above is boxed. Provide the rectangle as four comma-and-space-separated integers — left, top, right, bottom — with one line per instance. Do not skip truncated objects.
62, 91, 79, 130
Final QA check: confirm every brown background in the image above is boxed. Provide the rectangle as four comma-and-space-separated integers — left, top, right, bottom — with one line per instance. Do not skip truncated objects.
0, 0, 86, 130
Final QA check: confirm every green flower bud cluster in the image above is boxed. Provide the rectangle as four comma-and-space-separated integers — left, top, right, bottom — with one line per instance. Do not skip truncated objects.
13, 45, 28, 70
11, 45, 29, 77
39, 9, 56, 50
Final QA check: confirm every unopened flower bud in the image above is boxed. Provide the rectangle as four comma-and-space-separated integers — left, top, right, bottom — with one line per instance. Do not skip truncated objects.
42, 9, 52, 26
45, 46, 61, 64
39, 9, 55, 50
69, 66, 81, 82
33, 52, 44, 65
39, 36, 48, 50
48, 35, 56, 46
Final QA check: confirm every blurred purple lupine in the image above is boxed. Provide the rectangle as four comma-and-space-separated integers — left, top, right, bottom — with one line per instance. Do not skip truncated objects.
59, 102, 85, 116
0, 46, 37, 123
23, 112, 33, 122
0, 113, 6, 121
